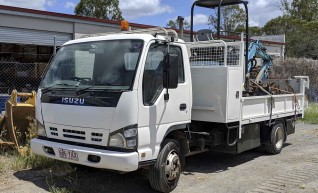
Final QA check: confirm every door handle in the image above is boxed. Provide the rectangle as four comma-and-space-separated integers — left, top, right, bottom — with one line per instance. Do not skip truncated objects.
180, 103, 187, 111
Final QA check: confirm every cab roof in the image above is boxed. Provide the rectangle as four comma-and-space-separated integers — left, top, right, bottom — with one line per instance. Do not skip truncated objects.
63, 34, 158, 46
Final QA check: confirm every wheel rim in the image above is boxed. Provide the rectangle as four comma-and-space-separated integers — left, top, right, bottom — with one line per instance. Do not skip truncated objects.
165, 150, 181, 182
275, 126, 284, 150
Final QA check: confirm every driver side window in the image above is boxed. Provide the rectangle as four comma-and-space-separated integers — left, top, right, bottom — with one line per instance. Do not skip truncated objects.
142, 44, 184, 106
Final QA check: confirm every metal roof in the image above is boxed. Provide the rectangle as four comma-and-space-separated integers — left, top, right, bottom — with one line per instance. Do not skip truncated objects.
0, 5, 154, 29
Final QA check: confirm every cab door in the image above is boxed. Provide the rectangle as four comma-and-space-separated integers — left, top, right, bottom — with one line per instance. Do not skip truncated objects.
137, 42, 191, 161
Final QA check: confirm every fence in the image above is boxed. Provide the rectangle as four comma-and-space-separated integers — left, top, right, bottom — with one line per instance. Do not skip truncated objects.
0, 60, 47, 95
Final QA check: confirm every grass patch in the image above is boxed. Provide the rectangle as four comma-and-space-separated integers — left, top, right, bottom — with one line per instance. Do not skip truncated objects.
12, 153, 71, 171
11, 148, 71, 171
10, 149, 79, 192
1, 118, 79, 192
49, 187, 72, 193
47, 170, 82, 193
5, 120, 71, 171
301, 103, 318, 124
0, 161, 4, 174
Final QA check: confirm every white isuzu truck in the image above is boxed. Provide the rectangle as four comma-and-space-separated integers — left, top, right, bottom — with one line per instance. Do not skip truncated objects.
31, 1, 309, 192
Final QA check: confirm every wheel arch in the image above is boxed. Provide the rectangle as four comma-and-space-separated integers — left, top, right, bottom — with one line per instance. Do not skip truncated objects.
260, 119, 287, 143
161, 124, 189, 159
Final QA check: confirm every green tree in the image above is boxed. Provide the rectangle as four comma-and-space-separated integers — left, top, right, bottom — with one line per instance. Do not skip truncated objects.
166, 19, 190, 30
208, 5, 246, 33
263, 0, 318, 58
286, 20, 318, 58
248, 26, 263, 36
236, 26, 263, 36
280, 0, 318, 21
262, 16, 292, 35
75, 0, 123, 20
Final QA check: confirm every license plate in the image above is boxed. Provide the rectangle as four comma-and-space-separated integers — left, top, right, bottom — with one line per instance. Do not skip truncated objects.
58, 148, 79, 161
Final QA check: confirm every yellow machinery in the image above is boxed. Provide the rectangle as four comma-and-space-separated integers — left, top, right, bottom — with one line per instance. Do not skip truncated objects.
0, 90, 36, 150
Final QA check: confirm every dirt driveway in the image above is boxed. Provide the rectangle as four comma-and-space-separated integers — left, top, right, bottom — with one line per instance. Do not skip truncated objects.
1, 123, 318, 193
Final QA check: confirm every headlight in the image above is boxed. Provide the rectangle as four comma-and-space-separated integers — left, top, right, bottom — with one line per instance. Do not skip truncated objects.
109, 133, 126, 148
108, 125, 138, 150
37, 120, 47, 137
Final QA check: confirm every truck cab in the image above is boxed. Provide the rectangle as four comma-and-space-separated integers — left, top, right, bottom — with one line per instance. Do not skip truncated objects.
31, 33, 191, 172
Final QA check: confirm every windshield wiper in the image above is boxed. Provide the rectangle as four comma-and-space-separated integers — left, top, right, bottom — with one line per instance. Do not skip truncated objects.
76, 85, 97, 95
41, 83, 75, 94
76, 83, 127, 95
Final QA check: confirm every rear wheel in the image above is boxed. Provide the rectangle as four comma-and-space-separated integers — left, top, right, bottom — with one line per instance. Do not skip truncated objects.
265, 122, 285, 154
149, 139, 182, 193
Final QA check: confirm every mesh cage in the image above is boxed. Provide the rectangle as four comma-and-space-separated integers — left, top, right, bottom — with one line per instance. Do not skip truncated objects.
187, 41, 243, 67
226, 44, 242, 66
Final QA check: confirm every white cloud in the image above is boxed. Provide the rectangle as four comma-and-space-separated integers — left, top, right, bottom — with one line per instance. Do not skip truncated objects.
248, 0, 283, 26
65, 1, 76, 9
0, 0, 46, 10
120, 0, 173, 19
185, 14, 209, 26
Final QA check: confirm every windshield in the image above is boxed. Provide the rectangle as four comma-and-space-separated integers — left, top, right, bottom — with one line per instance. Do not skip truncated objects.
41, 39, 144, 91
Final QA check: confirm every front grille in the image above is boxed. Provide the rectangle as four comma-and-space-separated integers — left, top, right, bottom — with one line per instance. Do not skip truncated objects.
50, 127, 57, 131
91, 132, 103, 142
63, 134, 85, 140
91, 138, 102, 142
46, 124, 106, 144
62, 129, 86, 140
50, 127, 58, 136
92, 132, 103, 137
63, 129, 85, 135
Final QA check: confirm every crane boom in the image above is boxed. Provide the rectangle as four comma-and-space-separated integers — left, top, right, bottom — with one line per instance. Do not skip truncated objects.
247, 40, 273, 82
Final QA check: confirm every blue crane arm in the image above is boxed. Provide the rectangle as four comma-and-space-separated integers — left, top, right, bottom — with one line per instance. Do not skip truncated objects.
247, 40, 273, 82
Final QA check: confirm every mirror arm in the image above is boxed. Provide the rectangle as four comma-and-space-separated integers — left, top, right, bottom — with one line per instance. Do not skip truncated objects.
164, 89, 169, 101
164, 57, 170, 101
164, 64, 169, 101
164, 42, 170, 102
164, 43, 171, 101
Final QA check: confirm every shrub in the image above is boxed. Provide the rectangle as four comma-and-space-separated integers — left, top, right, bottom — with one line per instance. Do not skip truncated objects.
301, 103, 318, 124
272, 58, 318, 102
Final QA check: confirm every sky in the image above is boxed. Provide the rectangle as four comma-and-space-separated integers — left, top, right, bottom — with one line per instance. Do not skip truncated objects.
0, 0, 283, 29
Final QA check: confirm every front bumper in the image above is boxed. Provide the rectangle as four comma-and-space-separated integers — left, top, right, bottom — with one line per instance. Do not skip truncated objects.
31, 138, 139, 172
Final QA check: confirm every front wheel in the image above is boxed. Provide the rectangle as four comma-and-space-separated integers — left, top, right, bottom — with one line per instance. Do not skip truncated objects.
149, 139, 182, 193
265, 122, 285, 154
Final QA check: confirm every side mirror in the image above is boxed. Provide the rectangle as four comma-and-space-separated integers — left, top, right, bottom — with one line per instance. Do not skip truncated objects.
163, 53, 179, 89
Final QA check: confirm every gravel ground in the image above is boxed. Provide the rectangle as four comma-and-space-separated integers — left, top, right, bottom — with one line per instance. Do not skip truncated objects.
0, 123, 318, 193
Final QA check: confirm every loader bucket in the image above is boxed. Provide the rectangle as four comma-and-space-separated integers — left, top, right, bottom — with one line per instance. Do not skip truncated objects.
0, 90, 36, 150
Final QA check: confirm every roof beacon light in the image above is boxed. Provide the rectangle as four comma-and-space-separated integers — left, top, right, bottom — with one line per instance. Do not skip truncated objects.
121, 20, 130, 31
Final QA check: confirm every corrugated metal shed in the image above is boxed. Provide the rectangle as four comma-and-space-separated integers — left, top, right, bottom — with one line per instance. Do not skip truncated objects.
0, 26, 71, 46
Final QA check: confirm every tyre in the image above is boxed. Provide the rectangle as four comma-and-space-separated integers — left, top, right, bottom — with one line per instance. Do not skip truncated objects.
265, 122, 285, 155
149, 139, 182, 193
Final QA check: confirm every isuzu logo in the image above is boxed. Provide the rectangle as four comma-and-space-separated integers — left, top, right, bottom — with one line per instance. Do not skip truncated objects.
61, 97, 85, 105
